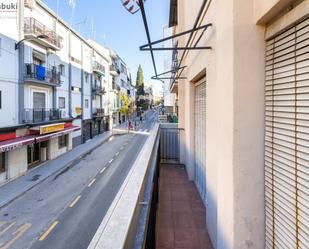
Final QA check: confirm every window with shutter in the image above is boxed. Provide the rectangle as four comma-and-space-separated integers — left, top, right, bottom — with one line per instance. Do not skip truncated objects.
265, 17, 309, 249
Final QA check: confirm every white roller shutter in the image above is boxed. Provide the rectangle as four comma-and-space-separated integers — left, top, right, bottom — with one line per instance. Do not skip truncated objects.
194, 78, 207, 205
265, 17, 309, 249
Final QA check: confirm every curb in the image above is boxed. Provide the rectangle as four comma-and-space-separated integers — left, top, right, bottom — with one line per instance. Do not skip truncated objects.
0, 132, 113, 210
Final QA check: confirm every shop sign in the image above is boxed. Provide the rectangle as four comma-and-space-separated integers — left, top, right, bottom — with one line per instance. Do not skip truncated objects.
40, 123, 65, 135
75, 107, 82, 115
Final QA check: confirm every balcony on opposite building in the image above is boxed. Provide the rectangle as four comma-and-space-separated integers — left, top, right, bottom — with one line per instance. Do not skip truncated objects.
92, 85, 106, 95
93, 61, 106, 76
24, 17, 63, 51
24, 63, 62, 86
22, 108, 65, 124
93, 108, 105, 117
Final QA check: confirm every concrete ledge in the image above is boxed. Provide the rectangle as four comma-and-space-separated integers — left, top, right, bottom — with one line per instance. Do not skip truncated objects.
87, 123, 160, 249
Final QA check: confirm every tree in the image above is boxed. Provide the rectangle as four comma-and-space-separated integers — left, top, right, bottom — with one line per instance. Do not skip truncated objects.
136, 64, 145, 96
135, 65, 146, 111
119, 92, 133, 119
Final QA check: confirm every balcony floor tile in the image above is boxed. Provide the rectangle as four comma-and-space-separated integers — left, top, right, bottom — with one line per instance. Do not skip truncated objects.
156, 164, 213, 249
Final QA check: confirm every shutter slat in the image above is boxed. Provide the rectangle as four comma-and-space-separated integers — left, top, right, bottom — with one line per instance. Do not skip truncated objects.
265, 16, 309, 248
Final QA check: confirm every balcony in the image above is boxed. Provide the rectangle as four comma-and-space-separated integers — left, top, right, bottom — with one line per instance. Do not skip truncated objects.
25, 63, 61, 86
24, 17, 63, 51
93, 62, 106, 76
170, 81, 178, 94
92, 85, 106, 95
110, 64, 120, 76
93, 108, 105, 117
23, 108, 64, 124
87, 123, 213, 249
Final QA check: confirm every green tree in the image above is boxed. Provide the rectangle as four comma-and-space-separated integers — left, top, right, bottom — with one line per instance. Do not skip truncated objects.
135, 65, 146, 110
136, 65, 145, 96
119, 92, 132, 118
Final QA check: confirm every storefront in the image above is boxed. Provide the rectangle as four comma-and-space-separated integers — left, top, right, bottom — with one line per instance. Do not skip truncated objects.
0, 123, 79, 185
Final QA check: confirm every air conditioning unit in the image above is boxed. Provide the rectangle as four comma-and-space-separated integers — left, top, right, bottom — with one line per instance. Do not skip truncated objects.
25, 0, 35, 9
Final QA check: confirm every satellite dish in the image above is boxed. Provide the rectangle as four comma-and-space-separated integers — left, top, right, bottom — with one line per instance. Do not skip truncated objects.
121, 0, 146, 14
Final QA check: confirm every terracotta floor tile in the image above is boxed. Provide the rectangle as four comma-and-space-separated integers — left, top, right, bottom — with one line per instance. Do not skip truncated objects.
171, 191, 190, 201
156, 227, 174, 248
157, 212, 174, 228
174, 228, 200, 248
173, 212, 195, 228
191, 200, 205, 213
192, 212, 206, 229
158, 200, 173, 213
197, 229, 213, 249
172, 200, 192, 213
160, 190, 172, 201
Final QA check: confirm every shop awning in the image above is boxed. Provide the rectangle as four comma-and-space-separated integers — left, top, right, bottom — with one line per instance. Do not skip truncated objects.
35, 126, 80, 143
0, 135, 35, 153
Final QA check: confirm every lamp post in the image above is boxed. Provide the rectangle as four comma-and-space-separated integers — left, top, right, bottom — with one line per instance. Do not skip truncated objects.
15, 34, 49, 50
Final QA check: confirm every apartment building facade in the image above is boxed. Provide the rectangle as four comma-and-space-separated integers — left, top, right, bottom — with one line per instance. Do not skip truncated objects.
0, 0, 132, 185
168, 0, 309, 248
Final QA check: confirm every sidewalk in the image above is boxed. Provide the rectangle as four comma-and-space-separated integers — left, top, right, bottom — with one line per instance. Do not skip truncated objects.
0, 131, 113, 209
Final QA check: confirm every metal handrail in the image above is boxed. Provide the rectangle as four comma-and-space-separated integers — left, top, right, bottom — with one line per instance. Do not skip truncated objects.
24, 17, 63, 49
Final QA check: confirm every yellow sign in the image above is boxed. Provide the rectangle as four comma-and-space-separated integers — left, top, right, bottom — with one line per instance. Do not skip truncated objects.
75, 107, 82, 115
40, 123, 65, 135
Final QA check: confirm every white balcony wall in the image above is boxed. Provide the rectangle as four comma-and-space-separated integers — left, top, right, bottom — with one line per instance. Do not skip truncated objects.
70, 34, 82, 62
0, 33, 19, 127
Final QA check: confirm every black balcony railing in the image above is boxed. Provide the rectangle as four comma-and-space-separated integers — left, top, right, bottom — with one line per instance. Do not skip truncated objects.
25, 63, 61, 86
110, 64, 120, 74
94, 108, 105, 117
23, 108, 63, 124
92, 85, 106, 95
24, 17, 63, 49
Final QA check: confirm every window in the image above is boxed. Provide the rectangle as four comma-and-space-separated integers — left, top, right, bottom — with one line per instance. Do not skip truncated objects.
85, 99, 89, 108
85, 73, 89, 83
0, 153, 5, 173
59, 64, 65, 76
58, 135, 67, 149
0, 38, 2, 57
59, 97, 65, 109
0, 90, 2, 109
120, 64, 125, 73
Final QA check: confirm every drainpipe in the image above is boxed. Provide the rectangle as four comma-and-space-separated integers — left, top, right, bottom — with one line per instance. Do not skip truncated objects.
17, 0, 25, 124
81, 43, 84, 143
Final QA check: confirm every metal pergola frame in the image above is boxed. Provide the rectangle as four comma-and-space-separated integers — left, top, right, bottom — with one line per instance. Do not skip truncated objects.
138, 0, 211, 83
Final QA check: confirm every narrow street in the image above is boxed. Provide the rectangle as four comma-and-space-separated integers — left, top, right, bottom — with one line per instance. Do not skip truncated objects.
0, 111, 157, 249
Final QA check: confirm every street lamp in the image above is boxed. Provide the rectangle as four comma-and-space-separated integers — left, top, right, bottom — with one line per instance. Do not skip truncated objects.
121, 0, 146, 14
15, 34, 49, 50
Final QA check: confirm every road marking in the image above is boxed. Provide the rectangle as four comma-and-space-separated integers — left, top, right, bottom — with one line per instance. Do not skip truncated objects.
109, 159, 114, 164
39, 221, 58, 241
88, 178, 96, 187
100, 168, 106, 174
69, 195, 81, 208
0, 223, 31, 249
115, 152, 119, 156
0, 222, 15, 236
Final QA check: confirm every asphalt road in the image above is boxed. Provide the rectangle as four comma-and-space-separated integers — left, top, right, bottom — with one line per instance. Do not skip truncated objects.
0, 111, 157, 249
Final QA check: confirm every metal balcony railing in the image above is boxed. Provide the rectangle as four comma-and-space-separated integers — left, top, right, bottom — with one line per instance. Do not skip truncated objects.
25, 63, 61, 86
93, 61, 105, 75
110, 64, 120, 75
92, 85, 106, 95
24, 17, 63, 50
23, 108, 63, 124
94, 108, 105, 117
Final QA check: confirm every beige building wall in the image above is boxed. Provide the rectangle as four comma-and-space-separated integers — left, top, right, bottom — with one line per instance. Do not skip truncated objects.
174, 0, 307, 248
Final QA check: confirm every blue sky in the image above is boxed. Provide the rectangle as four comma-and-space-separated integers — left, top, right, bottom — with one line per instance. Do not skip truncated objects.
42, 0, 169, 93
